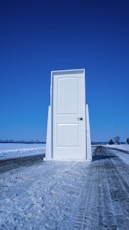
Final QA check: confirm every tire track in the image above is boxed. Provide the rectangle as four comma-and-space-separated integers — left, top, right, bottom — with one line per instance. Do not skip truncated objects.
105, 150, 129, 229
71, 146, 129, 229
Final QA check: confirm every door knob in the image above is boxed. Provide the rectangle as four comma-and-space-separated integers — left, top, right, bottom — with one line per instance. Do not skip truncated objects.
77, 117, 83, 121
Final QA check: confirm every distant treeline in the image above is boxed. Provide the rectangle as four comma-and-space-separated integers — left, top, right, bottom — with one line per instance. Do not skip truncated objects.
91, 141, 125, 145
91, 142, 108, 145
0, 140, 46, 144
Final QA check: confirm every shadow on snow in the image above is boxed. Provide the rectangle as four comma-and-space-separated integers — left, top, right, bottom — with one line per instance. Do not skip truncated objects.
92, 154, 116, 161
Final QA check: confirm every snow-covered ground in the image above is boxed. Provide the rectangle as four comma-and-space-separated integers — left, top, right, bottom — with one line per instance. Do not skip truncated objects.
0, 143, 129, 161
105, 144, 129, 152
104, 144, 129, 167
1, 146, 129, 229
0, 143, 45, 160
0, 159, 90, 229
1, 145, 129, 229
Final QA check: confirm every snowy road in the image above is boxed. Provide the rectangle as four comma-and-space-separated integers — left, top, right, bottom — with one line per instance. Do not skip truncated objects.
0, 147, 129, 229
74, 146, 129, 230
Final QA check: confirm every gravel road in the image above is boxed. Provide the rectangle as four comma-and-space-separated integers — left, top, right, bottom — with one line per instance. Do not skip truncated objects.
0, 147, 129, 229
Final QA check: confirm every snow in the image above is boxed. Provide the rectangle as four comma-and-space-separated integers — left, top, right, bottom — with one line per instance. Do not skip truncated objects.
0, 143, 129, 162
0, 158, 90, 229
106, 144, 129, 152
0, 143, 45, 160
104, 144, 129, 166
110, 149, 129, 166
1, 145, 129, 229
99, 144, 129, 166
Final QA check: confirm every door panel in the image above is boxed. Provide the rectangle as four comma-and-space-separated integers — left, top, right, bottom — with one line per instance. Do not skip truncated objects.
57, 77, 78, 114
57, 124, 79, 147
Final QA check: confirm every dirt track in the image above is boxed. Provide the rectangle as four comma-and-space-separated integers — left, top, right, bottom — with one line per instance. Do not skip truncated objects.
0, 147, 129, 229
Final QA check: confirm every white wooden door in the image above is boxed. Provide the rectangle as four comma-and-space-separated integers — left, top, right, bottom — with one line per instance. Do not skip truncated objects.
52, 69, 86, 160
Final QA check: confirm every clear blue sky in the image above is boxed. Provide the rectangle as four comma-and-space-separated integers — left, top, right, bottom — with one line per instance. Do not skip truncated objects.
0, 0, 129, 142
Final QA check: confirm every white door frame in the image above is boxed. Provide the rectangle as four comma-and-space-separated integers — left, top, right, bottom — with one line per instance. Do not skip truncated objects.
46, 69, 92, 161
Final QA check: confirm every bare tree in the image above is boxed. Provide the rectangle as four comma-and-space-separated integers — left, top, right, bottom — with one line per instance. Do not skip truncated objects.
108, 139, 114, 145
114, 136, 120, 144
126, 138, 129, 144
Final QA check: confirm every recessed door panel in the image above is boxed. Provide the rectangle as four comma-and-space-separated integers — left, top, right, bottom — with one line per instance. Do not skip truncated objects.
57, 77, 78, 114
57, 124, 79, 147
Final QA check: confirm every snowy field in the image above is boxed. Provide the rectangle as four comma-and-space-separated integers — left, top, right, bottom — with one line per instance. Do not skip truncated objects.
0, 143, 129, 161
0, 143, 45, 160
1, 145, 129, 229
105, 144, 129, 152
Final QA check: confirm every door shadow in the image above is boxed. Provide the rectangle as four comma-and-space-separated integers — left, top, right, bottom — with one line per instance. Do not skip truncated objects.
92, 154, 116, 161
